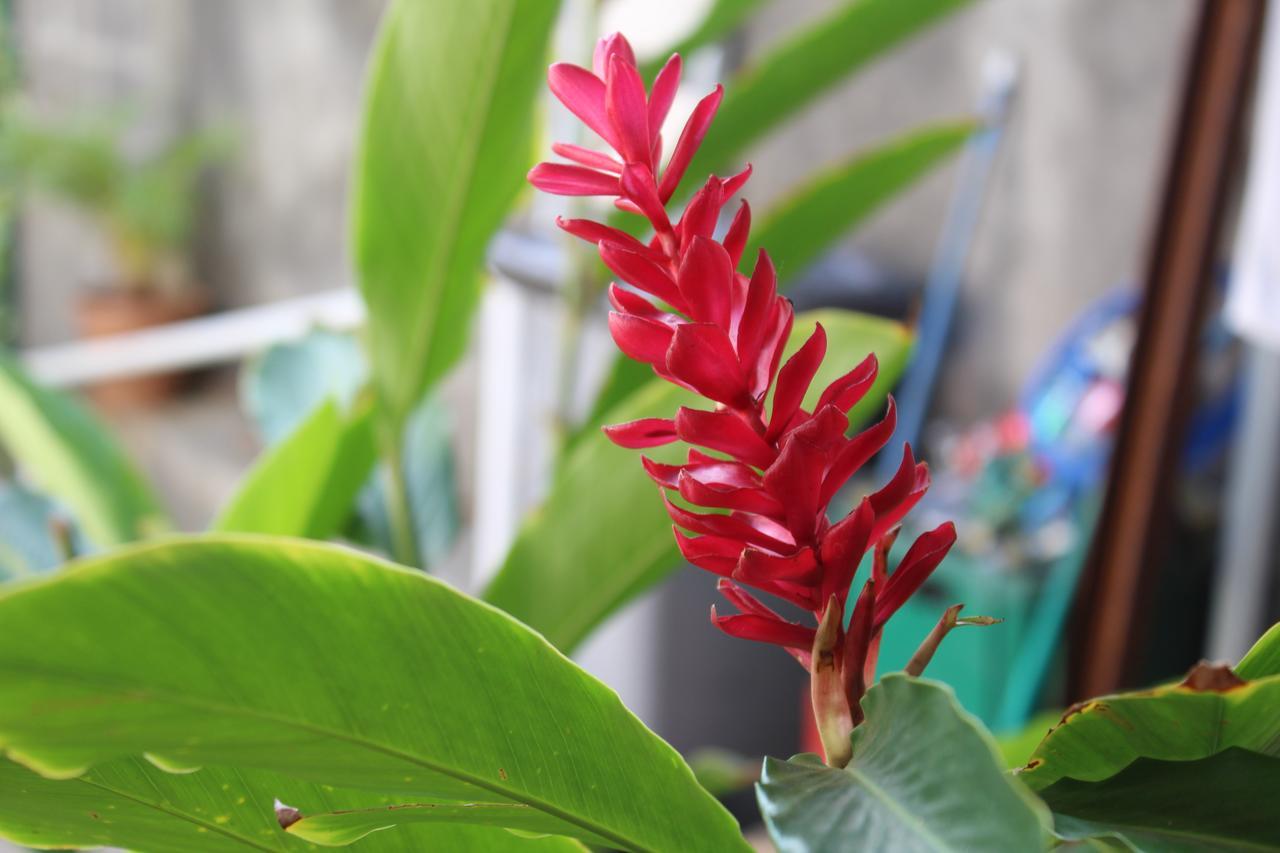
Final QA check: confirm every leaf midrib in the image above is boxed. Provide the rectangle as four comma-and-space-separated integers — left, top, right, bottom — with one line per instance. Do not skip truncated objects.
845, 764, 951, 852
0, 662, 649, 852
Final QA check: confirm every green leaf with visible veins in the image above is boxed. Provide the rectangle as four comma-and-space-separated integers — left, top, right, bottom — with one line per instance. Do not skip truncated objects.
0, 352, 168, 546
756, 675, 1051, 852
0, 755, 584, 851
0, 536, 747, 852
352, 0, 559, 427
486, 309, 911, 652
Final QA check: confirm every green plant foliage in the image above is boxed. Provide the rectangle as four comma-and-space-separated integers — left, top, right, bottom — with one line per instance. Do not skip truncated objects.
486, 309, 911, 651
1018, 668, 1280, 792
756, 675, 1050, 852
212, 399, 377, 539
0, 352, 167, 545
352, 0, 559, 427
0, 536, 748, 852
1235, 621, 1280, 680
0, 755, 584, 852
681, 0, 975, 194
744, 121, 973, 279
638, 0, 768, 79
1041, 749, 1280, 852
282, 801, 593, 847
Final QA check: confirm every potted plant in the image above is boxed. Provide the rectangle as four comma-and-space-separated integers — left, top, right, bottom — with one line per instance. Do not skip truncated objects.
0, 102, 230, 406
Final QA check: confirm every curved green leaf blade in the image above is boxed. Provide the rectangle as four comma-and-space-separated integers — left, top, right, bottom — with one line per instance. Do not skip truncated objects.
1018, 667, 1280, 792
0, 755, 583, 852
352, 0, 559, 425
744, 122, 973, 279
1044, 749, 1280, 852
212, 399, 377, 539
487, 310, 911, 651
0, 536, 748, 852
0, 352, 167, 545
683, 0, 975, 191
1235, 622, 1280, 680
756, 675, 1050, 852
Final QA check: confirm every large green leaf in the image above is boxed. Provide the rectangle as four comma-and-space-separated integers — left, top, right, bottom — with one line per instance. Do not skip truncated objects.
212, 399, 377, 539
1018, 667, 1280, 792
486, 310, 911, 651
756, 675, 1050, 852
744, 121, 973, 279
682, 0, 975, 191
0, 755, 583, 852
0, 536, 748, 852
0, 352, 167, 545
352, 0, 558, 426
1043, 749, 1280, 852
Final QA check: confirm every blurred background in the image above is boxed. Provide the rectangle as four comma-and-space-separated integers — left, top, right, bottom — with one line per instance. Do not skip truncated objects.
2, 0, 1276, 834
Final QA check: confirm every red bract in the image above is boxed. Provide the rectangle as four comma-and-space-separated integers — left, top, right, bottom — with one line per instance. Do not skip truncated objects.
530, 33, 961, 766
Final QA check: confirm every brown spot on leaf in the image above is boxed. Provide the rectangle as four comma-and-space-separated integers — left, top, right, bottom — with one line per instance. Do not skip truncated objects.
1023, 758, 1043, 771
273, 799, 303, 830
498, 768, 508, 781
89, 811, 100, 820
1180, 661, 1246, 692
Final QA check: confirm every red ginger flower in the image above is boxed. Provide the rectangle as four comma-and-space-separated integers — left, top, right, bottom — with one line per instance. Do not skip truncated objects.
530, 33, 959, 766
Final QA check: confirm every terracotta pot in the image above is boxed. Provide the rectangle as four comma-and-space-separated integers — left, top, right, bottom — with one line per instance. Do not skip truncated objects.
74, 286, 207, 409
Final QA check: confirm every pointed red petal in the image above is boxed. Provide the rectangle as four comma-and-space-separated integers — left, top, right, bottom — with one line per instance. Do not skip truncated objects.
674, 528, 740, 576
620, 163, 672, 232
737, 250, 777, 367
768, 324, 827, 442
657, 85, 723, 202
665, 323, 747, 407
677, 236, 734, 328
819, 499, 875, 597
721, 163, 752, 198
599, 241, 683, 308
717, 578, 783, 619
842, 578, 877, 718
608, 311, 674, 366
816, 353, 879, 414
683, 459, 763, 490
735, 546, 819, 585
528, 162, 619, 196
874, 522, 956, 627
602, 417, 677, 448
663, 494, 791, 552
551, 142, 624, 173
820, 397, 897, 505
869, 444, 919, 516
556, 217, 650, 255
753, 299, 795, 399
547, 63, 617, 148
607, 54, 651, 165
762, 431, 828, 545
593, 32, 637, 78
678, 177, 724, 254
723, 201, 752, 269
647, 54, 682, 144
677, 470, 783, 517
870, 463, 930, 544
675, 407, 777, 469
711, 606, 816, 650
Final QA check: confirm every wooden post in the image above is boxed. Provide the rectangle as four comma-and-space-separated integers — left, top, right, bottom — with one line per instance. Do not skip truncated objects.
1071, 0, 1266, 699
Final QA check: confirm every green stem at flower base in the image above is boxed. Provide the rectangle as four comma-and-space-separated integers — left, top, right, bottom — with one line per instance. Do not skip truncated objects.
380, 419, 419, 569
811, 595, 853, 768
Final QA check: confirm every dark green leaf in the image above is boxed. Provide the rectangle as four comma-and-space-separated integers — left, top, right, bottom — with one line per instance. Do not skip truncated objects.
0, 351, 168, 545
0, 536, 748, 851
0, 755, 583, 851
212, 399, 377, 539
486, 310, 911, 651
1018, 669, 1280, 792
756, 675, 1050, 852
744, 121, 973, 280
1044, 749, 1280, 852
352, 0, 559, 426
682, 0, 975, 191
